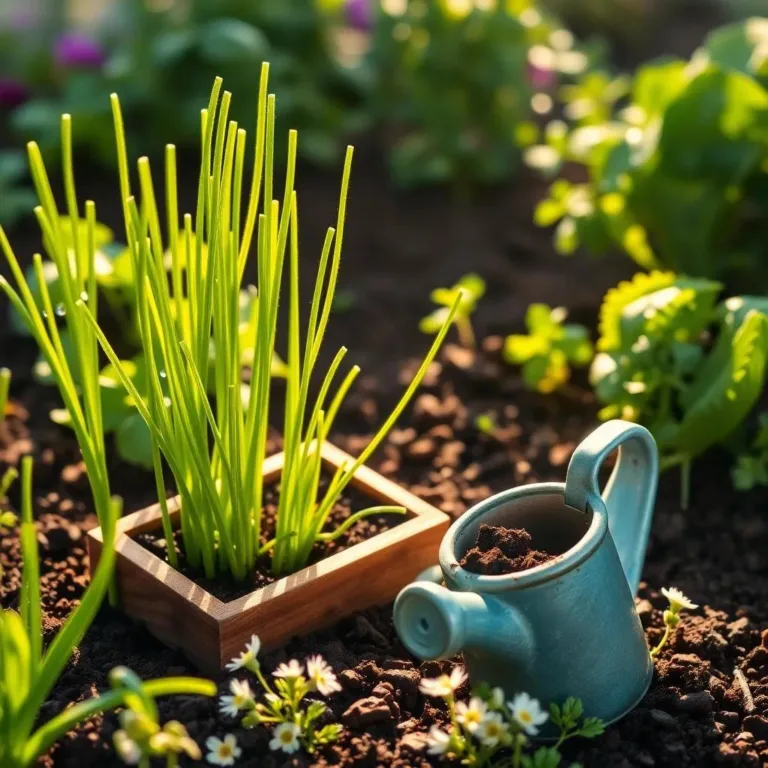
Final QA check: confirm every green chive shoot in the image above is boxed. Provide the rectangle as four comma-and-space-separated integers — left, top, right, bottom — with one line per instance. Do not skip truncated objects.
76, 63, 459, 580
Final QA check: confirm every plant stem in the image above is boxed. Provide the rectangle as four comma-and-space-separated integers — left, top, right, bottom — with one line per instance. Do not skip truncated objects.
650, 625, 671, 658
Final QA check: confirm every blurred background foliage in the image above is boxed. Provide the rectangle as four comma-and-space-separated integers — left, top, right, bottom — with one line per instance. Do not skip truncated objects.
0, 0, 762, 223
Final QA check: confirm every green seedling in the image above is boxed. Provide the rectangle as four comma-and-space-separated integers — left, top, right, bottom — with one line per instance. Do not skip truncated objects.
504, 303, 592, 393
421, 274, 485, 348
650, 586, 698, 658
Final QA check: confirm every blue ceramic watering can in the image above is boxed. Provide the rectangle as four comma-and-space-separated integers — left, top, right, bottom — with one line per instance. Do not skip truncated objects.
394, 420, 658, 726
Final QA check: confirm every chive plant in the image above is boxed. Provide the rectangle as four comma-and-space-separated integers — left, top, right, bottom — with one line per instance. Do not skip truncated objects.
0, 458, 215, 768
0, 118, 118, 601
0, 368, 10, 422
80, 63, 459, 580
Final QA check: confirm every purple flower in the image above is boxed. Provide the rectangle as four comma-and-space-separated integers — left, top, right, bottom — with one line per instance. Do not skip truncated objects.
54, 32, 105, 69
0, 79, 29, 109
528, 63, 557, 91
346, 0, 372, 31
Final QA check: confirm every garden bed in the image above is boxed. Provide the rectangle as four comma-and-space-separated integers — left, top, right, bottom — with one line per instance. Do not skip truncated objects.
1, 149, 767, 767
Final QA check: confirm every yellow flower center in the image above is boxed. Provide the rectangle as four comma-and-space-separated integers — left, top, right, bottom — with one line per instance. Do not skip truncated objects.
219, 745, 233, 757
467, 711, 482, 723
280, 731, 294, 744
519, 711, 532, 723
487, 724, 500, 736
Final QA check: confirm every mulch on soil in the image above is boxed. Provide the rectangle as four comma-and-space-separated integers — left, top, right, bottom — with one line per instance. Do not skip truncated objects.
1, 147, 768, 767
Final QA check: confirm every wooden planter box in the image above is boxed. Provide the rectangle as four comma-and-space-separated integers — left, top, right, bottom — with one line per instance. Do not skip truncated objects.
87, 442, 449, 675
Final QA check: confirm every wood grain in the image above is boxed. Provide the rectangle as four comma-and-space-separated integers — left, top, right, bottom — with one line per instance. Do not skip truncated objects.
87, 442, 450, 674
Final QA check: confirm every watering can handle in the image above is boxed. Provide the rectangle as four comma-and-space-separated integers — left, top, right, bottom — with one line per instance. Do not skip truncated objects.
564, 420, 658, 596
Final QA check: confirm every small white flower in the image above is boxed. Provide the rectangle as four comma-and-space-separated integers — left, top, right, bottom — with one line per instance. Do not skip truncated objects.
509, 692, 549, 736
273, 659, 304, 679
113, 730, 142, 765
661, 586, 698, 613
205, 734, 241, 766
225, 634, 261, 672
269, 722, 301, 754
426, 725, 452, 755
477, 711, 510, 747
306, 655, 342, 696
490, 687, 505, 709
455, 696, 488, 733
219, 679, 254, 718
419, 666, 467, 698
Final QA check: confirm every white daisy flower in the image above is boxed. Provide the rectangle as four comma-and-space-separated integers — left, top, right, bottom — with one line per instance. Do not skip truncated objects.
273, 659, 304, 679
306, 655, 342, 696
661, 586, 698, 613
455, 696, 488, 733
225, 634, 261, 672
477, 711, 510, 747
219, 679, 254, 718
205, 734, 241, 766
113, 730, 142, 765
426, 725, 452, 755
509, 692, 549, 736
419, 666, 467, 698
269, 722, 301, 754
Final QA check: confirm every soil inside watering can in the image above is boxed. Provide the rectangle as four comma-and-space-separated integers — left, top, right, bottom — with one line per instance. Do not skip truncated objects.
459, 524, 556, 575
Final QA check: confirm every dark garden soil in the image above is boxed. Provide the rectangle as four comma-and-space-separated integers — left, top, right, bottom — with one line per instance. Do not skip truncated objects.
1, 145, 768, 767
459, 524, 556, 576
136, 482, 406, 601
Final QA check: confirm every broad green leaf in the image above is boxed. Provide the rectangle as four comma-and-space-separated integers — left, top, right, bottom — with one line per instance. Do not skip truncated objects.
597, 271, 677, 351
198, 18, 269, 64
632, 58, 688, 117
657, 68, 768, 183
705, 18, 768, 80
672, 310, 768, 456
115, 411, 155, 470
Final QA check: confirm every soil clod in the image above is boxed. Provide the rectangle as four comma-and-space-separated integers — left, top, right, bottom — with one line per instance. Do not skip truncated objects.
460, 523, 556, 575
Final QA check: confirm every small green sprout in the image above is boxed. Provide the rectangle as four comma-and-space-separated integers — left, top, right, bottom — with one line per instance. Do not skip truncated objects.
504, 304, 592, 393
0, 466, 18, 505
650, 587, 698, 659
421, 274, 486, 348
419, 667, 604, 767
474, 412, 499, 438
111, 669, 203, 767
221, 634, 342, 756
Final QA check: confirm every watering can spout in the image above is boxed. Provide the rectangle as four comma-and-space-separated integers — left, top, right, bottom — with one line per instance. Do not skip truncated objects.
564, 420, 658, 595
393, 580, 534, 662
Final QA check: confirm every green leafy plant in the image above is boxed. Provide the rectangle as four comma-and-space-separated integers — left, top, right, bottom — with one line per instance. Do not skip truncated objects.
78, 64, 458, 582
418, 666, 604, 767
0, 457, 216, 768
504, 303, 592, 393
529, 18, 768, 289
421, 273, 485, 348
219, 634, 342, 755
11, 0, 366, 169
589, 272, 768, 507
650, 586, 698, 658
369, 0, 588, 189
732, 412, 768, 490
